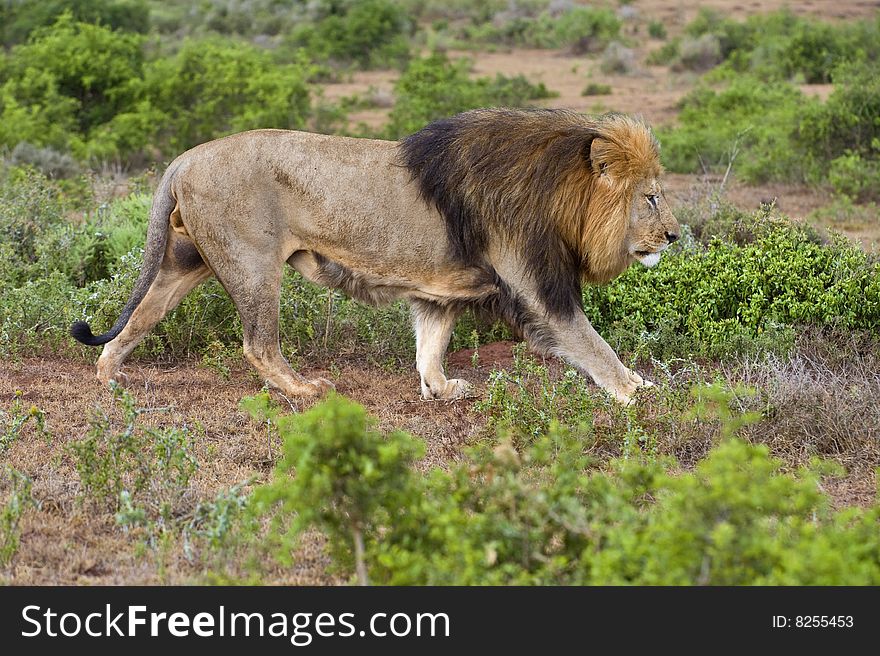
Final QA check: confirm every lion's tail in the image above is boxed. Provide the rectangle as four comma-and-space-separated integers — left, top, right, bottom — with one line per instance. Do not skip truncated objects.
70, 162, 180, 347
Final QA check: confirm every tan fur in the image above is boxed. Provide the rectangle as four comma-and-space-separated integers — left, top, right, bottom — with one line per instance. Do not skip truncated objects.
84, 111, 679, 404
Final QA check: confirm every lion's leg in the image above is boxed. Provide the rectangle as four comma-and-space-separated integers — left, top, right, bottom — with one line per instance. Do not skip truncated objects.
97, 236, 211, 385
412, 300, 470, 400
219, 259, 333, 398
541, 310, 652, 404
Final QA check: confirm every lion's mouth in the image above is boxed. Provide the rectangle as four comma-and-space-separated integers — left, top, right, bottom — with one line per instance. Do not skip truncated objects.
632, 247, 665, 268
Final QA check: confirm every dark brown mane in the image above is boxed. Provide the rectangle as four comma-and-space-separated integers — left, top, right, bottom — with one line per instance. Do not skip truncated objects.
399, 108, 661, 318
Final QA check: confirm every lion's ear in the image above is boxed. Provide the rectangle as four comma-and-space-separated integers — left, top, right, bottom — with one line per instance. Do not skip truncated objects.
587, 137, 614, 180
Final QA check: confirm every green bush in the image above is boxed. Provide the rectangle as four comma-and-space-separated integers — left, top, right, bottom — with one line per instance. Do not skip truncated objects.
284, 0, 412, 69
658, 76, 812, 181
245, 392, 424, 583
0, 14, 145, 157
458, 6, 621, 53
0, 0, 149, 47
582, 211, 880, 359
69, 383, 197, 517
143, 39, 312, 155
581, 82, 612, 96
797, 61, 880, 191
648, 20, 667, 40
245, 393, 880, 585
687, 8, 880, 83
0, 467, 36, 566
385, 53, 555, 138
661, 56, 880, 188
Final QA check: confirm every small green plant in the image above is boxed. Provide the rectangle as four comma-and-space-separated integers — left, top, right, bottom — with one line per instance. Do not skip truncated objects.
1, 391, 49, 452
687, 383, 762, 440
0, 467, 36, 566
475, 344, 599, 444
648, 20, 667, 40
581, 82, 612, 96
245, 392, 424, 585
68, 383, 197, 517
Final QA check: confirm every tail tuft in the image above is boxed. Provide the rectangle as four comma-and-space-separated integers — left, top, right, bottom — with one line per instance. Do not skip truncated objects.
70, 320, 112, 346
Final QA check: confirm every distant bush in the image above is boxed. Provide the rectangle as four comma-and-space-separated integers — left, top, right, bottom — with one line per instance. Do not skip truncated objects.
0, 16, 316, 163
658, 76, 810, 181
455, 6, 621, 52
646, 9, 879, 82
660, 57, 880, 187
284, 0, 413, 69
648, 20, 667, 39
581, 82, 612, 96
0, 0, 149, 47
0, 15, 145, 157
385, 53, 555, 138
797, 61, 880, 196
686, 8, 880, 83
7, 143, 80, 179
599, 42, 636, 74
674, 34, 722, 72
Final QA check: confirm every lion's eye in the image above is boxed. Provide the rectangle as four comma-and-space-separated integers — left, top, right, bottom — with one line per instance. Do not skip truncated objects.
646, 195, 658, 210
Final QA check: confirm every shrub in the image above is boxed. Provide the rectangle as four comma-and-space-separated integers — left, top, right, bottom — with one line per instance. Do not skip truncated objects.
648, 20, 667, 40
0, 0, 149, 47
7, 143, 80, 179
797, 61, 880, 190
599, 42, 635, 74
476, 344, 600, 444
456, 5, 621, 52
284, 0, 413, 69
0, 467, 36, 566
69, 383, 198, 519
582, 212, 880, 359
828, 152, 880, 203
686, 8, 880, 83
674, 34, 723, 72
245, 393, 880, 585
144, 39, 312, 154
581, 82, 612, 96
385, 53, 555, 138
1, 392, 49, 453
0, 15, 144, 156
657, 76, 812, 181
245, 392, 424, 583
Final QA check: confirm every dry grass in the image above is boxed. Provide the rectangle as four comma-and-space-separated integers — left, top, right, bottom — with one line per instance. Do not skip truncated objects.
727, 330, 880, 478
0, 355, 485, 584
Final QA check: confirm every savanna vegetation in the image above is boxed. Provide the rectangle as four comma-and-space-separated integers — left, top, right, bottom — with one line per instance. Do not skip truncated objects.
1, 0, 879, 585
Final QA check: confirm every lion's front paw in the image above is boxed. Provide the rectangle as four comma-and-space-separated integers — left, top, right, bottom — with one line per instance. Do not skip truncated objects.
422, 378, 474, 400
607, 369, 653, 405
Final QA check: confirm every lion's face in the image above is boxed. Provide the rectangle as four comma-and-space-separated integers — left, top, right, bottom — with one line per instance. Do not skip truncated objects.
626, 178, 680, 268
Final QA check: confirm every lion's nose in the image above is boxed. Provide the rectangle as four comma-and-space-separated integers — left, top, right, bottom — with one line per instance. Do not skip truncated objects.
665, 231, 679, 244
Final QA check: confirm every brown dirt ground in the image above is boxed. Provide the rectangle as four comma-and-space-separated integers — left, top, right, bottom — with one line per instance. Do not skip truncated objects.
0, 354, 491, 584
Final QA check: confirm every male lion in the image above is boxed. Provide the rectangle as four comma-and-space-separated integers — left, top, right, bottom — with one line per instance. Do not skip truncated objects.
72, 108, 679, 403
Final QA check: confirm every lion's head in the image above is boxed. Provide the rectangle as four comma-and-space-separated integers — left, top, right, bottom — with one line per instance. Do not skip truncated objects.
560, 112, 680, 282
401, 108, 680, 316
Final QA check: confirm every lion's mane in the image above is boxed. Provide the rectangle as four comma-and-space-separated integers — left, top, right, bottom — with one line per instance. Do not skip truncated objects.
400, 108, 662, 319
